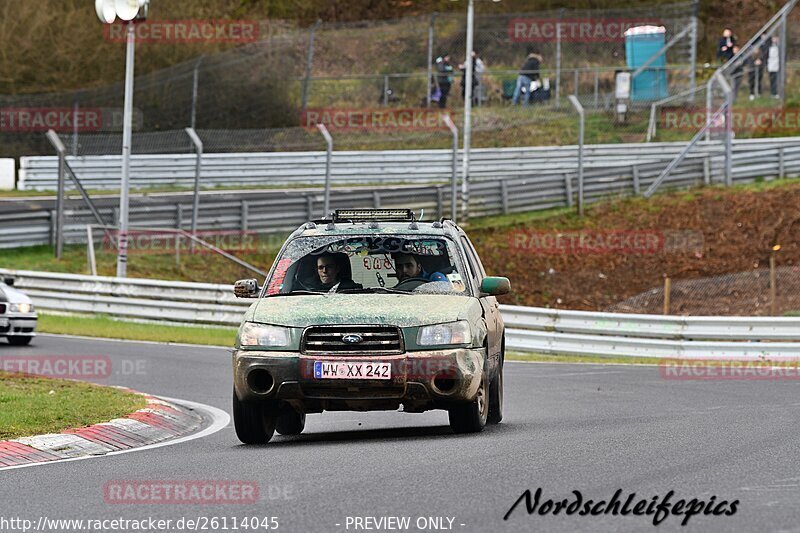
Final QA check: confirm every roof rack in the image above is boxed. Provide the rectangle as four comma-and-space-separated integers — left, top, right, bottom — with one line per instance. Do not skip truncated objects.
329, 209, 417, 223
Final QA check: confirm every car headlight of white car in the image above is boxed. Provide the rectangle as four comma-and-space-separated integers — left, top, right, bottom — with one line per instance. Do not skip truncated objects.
8, 303, 33, 314
417, 320, 472, 346
239, 322, 290, 347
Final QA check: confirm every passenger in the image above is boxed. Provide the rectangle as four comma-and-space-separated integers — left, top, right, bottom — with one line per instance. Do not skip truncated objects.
392, 253, 448, 285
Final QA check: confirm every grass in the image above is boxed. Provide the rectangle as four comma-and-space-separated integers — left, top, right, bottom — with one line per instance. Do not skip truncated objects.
0, 371, 146, 440
39, 314, 237, 347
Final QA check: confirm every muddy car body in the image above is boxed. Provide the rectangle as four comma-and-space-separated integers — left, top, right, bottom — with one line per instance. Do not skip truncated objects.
231, 209, 509, 444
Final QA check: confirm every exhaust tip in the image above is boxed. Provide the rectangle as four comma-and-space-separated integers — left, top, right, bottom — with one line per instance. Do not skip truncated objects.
431, 372, 458, 395
247, 369, 275, 395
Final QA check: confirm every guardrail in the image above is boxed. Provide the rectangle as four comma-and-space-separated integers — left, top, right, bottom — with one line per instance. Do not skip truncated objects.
4, 138, 800, 249
5, 269, 800, 359
18, 137, 800, 191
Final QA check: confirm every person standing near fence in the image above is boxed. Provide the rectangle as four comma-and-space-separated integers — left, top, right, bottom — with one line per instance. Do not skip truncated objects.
512, 50, 542, 106
436, 54, 454, 109
747, 47, 764, 101
459, 51, 485, 106
717, 28, 736, 63
767, 36, 781, 98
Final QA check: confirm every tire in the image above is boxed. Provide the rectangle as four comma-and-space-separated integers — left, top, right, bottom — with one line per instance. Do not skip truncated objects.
275, 404, 306, 436
232, 389, 278, 444
487, 359, 504, 425
7, 336, 32, 346
448, 374, 488, 434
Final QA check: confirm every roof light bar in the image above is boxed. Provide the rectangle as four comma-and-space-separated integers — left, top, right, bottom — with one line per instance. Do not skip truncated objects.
333, 209, 415, 222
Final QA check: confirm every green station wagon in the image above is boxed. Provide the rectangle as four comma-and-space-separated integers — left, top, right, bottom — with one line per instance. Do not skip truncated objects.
231, 209, 510, 444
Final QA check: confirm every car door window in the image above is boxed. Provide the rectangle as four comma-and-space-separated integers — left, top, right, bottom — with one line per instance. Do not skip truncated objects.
461, 236, 486, 279
459, 237, 480, 290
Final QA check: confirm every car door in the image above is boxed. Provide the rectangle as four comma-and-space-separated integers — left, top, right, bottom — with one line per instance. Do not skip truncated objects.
459, 234, 503, 373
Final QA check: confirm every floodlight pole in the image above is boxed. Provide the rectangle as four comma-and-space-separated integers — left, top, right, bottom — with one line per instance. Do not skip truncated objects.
461, 0, 475, 223
117, 21, 136, 278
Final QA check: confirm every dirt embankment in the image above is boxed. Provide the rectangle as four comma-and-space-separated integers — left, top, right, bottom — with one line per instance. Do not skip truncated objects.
471, 182, 800, 314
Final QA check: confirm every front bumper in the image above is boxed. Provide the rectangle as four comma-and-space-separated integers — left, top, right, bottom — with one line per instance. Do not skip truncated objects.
0, 313, 37, 337
233, 348, 486, 408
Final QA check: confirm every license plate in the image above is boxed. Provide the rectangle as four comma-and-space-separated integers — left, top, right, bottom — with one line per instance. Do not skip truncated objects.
314, 361, 392, 380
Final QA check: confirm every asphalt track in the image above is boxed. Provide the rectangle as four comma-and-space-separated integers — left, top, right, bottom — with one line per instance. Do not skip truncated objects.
2, 334, 800, 532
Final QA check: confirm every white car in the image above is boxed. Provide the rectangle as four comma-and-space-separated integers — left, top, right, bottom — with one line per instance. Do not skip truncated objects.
1, 277, 37, 346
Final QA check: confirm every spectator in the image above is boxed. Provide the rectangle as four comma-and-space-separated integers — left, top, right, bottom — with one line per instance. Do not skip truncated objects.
435, 54, 454, 109
747, 48, 764, 100
512, 50, 542, 106
717, 28, 736, 63
768, 36, 781, 98
459, 51, 485, 106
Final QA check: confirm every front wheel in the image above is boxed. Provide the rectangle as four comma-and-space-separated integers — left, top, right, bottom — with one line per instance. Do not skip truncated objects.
7, 336, 32, 346
232, 389, 278, 444
448, 375, 488, 434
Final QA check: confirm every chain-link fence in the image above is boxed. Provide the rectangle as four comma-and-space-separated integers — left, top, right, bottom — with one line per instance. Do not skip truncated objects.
607, 266, 800, 316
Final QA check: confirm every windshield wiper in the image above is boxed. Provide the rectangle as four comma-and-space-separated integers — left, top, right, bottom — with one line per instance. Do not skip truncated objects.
338, 287, 411, 295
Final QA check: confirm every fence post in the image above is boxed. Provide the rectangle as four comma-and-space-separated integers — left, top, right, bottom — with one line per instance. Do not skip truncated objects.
71, 95, 80, 157
703, 156, 711, 185
49, 209, 57, 247
86, 225, 97, 276
663, 277, 671, 315
779, 12, 787, 104
301, 20, 322, 113
372, 191, 381, 208
427, 14, 436, 108
593, 70, 599, 110
306, 196, 314, 220
568, 95, 585, 216
436, 186, 444, 219
770, 253, 777, 316
176, 204, 183, 229
500, 180, 509, 215
241, 200, 249, 231
190, 56, 204, 130
555, 11, 563, 109
443, 115, 459, 222
564, 174, 573, 207
46, 130, 66, 258
383, 75, 390, 106
573, 69, 579, 97
185, 128, 203, 250
689, 8, 699, 93
316, 123, 333, 217
632, 165, 641, 195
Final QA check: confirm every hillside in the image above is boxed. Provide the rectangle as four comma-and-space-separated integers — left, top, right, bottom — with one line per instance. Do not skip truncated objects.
0, 0, 784, 95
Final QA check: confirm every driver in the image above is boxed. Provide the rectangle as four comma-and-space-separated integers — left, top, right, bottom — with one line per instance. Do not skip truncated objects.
392, 253, 448, 285
311, 253, 360, 291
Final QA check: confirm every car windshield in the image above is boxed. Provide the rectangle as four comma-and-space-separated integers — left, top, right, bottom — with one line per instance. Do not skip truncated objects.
264, 235, 471, 297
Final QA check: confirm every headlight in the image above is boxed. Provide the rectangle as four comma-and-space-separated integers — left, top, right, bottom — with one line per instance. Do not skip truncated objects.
417, 321, 471, 346
8, 303, 33, 314
239, 323, 290, 347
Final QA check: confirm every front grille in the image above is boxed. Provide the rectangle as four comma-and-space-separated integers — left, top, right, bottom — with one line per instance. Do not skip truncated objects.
302, 325, 403, 355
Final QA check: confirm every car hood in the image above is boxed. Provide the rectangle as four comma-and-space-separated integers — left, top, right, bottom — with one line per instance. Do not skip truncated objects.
249, 294, 481, 328
0, 283, 33, 305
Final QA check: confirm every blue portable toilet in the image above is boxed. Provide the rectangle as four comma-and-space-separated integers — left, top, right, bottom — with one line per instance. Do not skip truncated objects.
624, 26, 668, 101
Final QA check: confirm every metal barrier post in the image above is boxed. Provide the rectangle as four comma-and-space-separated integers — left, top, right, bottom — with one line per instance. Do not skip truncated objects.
45, 130, 66, 258
568, 95, 585, 216
190, 56, 203, 130
86, 225, 97, 276
316, 123, 333, 217
718, 75, 734, 186
185, 127, 204, 251
443, 115, 459, 222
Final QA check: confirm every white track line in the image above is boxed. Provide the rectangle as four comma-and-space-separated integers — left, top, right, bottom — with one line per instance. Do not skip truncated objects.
0, 396, 230, 472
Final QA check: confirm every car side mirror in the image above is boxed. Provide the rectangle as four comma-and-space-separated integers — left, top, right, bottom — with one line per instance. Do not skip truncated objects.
3, 277, 13, 286
480, 276, 510, 296
233, 279, 260, 298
